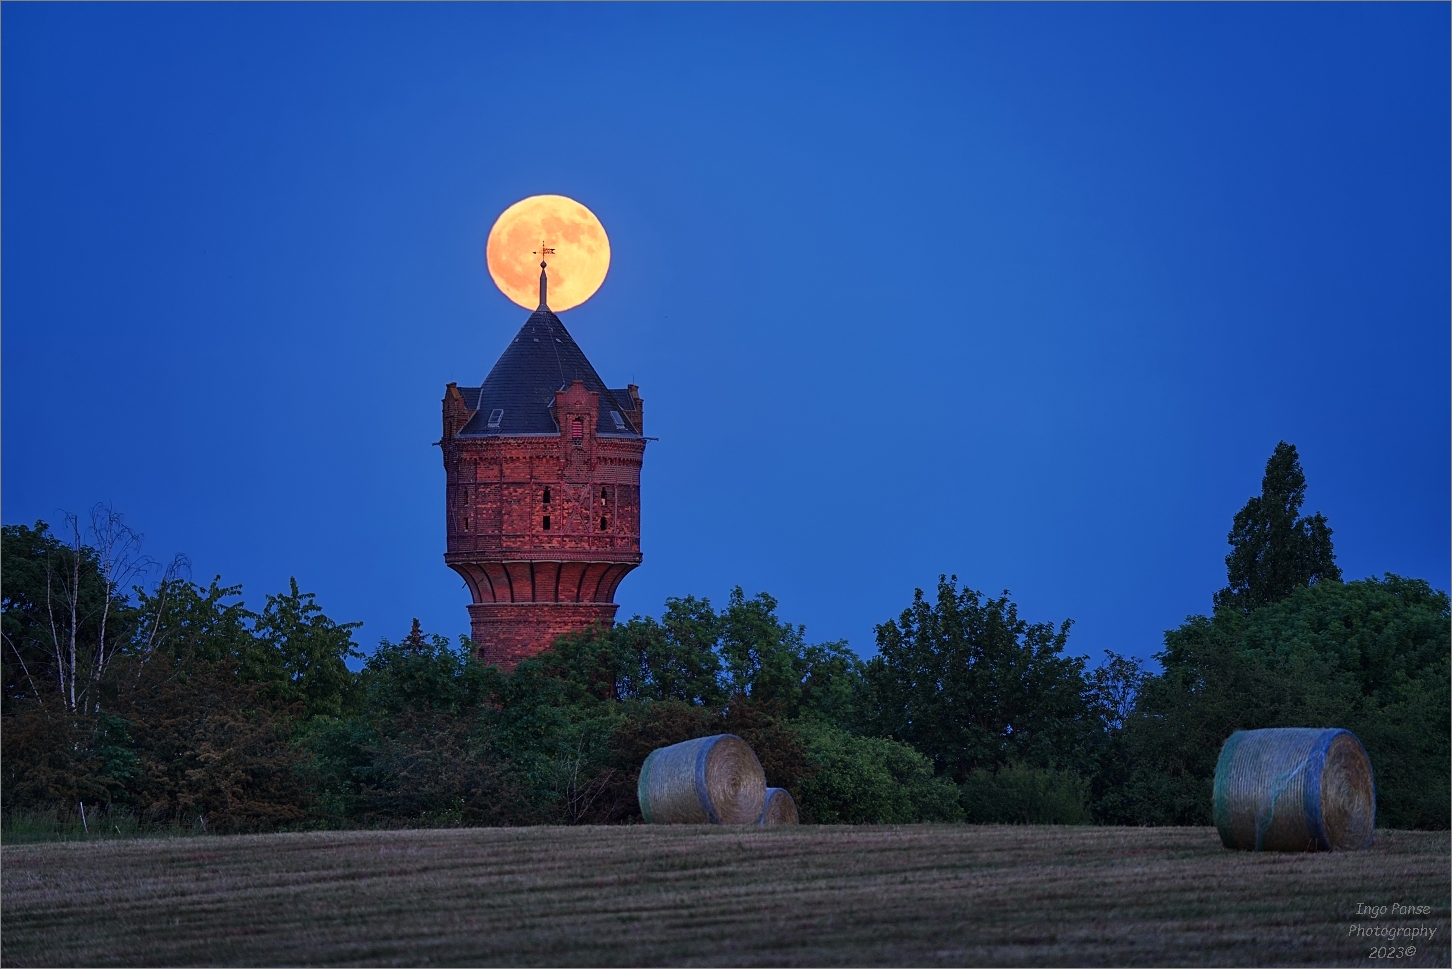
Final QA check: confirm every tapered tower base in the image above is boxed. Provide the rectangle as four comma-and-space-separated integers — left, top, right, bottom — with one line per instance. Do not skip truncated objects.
467, 602, 619, 668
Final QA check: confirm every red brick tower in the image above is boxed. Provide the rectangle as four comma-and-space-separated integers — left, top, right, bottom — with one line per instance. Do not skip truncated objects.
441, 266, 646, 668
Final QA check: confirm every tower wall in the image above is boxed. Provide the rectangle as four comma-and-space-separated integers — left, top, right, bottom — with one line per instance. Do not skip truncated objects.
442, 379, 644, 668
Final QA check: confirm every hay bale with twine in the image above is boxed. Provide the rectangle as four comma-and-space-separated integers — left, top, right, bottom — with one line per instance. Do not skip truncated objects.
757, 787, 799, 825
1214, 727, 1375, 852
637, 734, 766, 825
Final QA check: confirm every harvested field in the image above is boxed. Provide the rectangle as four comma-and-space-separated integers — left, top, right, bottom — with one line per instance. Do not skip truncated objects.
2, 825, 1447, 967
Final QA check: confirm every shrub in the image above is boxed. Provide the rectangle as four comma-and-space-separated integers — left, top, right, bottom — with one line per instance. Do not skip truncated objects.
1114, 576, 1450, 829
960, 764, 1091, 824
795, 721, 962, 824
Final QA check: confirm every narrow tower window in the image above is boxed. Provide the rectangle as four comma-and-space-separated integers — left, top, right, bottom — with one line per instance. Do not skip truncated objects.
542, 488, 551, 505
571, 417, 584, 442
599, 516, 609, 531
543, 515, 551, 531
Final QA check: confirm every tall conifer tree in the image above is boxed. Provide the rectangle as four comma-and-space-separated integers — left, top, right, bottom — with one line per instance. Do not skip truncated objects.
1214, 441, 1341, 613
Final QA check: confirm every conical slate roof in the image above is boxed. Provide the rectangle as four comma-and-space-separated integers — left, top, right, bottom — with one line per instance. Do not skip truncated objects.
457, 309, 640, 438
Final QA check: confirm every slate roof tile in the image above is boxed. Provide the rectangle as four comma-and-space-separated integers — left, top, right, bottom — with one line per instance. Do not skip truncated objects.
457, 309, 640, 438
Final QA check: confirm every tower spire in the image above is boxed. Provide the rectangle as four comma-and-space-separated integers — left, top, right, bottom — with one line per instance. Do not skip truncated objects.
533, 242, 555, 310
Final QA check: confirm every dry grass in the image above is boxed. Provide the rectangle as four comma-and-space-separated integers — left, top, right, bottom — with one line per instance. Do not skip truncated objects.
2, 825, 1447, 967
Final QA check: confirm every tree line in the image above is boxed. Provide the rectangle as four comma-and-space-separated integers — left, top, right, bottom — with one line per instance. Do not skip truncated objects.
3, 443, 1447, 834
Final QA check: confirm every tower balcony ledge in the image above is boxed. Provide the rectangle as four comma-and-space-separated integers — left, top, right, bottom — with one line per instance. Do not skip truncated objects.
444, 549, 642, 567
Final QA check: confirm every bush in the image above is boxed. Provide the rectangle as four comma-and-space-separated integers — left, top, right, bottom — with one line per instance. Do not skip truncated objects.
123, 660, 309, 832
960, 765, 1091, 824
0, 803, 202, 844
1113, 576, 1450, 829
795, 721, 962, 824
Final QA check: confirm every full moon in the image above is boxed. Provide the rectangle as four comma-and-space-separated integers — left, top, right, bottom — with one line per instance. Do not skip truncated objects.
486, 195, 610, 313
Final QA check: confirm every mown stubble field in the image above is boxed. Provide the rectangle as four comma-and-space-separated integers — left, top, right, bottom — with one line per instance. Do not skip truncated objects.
2, 825, 1447, 967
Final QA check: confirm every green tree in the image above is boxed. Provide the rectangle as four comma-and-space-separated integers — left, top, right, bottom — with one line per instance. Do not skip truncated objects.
3, 516, 165, 816
494, 594, 869, 824
646, 595, 727, 705
133, 577, 256, 670
1236, 575, 1449, 829
135, 575, 360, 719
541, 590, 861, 721
297, 621, 522, 825
861, 576, 1093, 782
4, 510, 378, 830
122, 656, 309, 831
712, 588, 861, 721
2, 522, 79, 709
1085, 650, 1147, 734
718, 588, 805, 706
1112, 576, 1449, 829
1, 702, 128, 809
1214, 442, 1341, 614
1100, 611, 1283, 824
1, 516, 154, 716
356, 620, 497, 717
253, 578, 362, 719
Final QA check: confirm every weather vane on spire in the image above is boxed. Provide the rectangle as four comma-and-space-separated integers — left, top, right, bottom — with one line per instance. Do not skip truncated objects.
533, 241, 556, 309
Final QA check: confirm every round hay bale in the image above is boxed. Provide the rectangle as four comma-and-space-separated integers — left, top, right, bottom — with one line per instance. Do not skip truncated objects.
1214, 727, 1375, 852
637, 734, 766, 825
757, 787, 799, 826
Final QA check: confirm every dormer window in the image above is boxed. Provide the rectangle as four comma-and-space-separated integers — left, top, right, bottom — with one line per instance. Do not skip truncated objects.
610, 410, 626, 431
571, 417, 584, 442
487, 408, 503, 429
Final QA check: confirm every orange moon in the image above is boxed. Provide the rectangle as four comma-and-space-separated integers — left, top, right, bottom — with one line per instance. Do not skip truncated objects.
486, 195, 610, 312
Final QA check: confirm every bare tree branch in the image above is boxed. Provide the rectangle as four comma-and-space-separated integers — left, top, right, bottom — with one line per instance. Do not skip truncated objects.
44, 556, 66, 704
34, 505, 163, 713
136, 554, 191, 676
85, 505, 154, 712
3, 629, 48, 714
68, 513, 82, 712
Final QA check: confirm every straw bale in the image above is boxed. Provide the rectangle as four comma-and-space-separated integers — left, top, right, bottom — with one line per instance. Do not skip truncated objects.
637, 734, 766, 825
1213, 727, 1375, 852
757, 787, 799, 825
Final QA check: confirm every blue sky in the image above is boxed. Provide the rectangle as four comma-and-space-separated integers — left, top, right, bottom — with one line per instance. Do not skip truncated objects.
4, 3, 1447, 667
